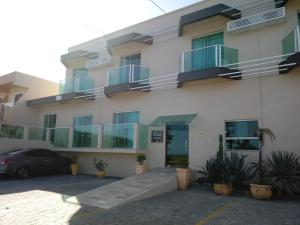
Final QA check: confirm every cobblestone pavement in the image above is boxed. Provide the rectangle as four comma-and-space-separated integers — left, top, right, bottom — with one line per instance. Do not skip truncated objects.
0, 175, 119, 225
69, 184, 300, 225
1, 176, 300, 225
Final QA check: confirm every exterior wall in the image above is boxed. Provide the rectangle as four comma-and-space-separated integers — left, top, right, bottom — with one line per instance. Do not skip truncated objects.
0, 138, 51, 154
8, 1, 300, 177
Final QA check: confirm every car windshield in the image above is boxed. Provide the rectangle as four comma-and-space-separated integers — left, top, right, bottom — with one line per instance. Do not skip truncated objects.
1, 149, 25, 155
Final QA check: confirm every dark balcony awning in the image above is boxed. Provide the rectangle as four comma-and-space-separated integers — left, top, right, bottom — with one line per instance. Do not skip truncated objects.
275, 0, 289, 8
179, 4, 241, 36
26, 92, 95, 107
278, 52, 300, 74
107, 33, 153, 48
149, 114, 197, 126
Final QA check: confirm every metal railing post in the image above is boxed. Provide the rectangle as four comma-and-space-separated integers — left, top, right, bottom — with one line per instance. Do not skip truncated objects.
68, 128, 73, 148
23, 126, 29, 140
296, 26, 300, 52
97, 125, 102, 148
180, 53, 184, 73
215, 45, 219, 67
133, 123, 138, 150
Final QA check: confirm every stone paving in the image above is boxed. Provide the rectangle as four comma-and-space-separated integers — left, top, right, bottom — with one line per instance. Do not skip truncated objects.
0, 175, 119, 225
0, 175, 300, 225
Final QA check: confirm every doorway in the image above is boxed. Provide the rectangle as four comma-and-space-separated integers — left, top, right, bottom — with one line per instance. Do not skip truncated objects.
165, 124, 189, 167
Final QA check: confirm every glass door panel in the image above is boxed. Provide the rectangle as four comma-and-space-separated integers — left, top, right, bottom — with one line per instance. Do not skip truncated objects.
166, 124, 189, 167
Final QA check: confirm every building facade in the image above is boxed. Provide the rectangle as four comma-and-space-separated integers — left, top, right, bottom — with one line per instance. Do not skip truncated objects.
1, 0, 300, 177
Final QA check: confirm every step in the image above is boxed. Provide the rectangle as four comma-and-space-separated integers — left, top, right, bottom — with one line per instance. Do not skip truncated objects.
67, 168, 178, 209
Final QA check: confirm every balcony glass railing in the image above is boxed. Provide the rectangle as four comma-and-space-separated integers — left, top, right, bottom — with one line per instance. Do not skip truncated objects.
49, 128, 70, 147
282, 25, 300, 58
107, 65, 150, 86
59, 78, 95, 94
28, 127, 46, 141
0, 123, 148, 150
181, 45, 239, 73
0, 124, 24, 139
73, 125, 98, 148
102, 123, 135, 149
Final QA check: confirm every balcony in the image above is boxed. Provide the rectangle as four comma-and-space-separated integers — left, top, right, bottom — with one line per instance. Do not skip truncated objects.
279, 25, 300, 74
59, 77, 95, 94
178, 44, 241, 85
0, 123, 148, 153
104, 65, 150, 97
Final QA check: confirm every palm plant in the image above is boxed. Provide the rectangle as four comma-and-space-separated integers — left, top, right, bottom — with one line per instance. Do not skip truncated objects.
255, 128, 276, 184
199, 157, 222, 184
265, 150, 300, 196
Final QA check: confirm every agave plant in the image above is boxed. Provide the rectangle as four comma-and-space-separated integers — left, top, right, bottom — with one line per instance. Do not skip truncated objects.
199, 157, 222, 184
264, 150, 300, 196
216, 153, 249, 188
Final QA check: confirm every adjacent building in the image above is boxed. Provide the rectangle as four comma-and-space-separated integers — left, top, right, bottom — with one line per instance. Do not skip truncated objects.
1, 0, 300, 177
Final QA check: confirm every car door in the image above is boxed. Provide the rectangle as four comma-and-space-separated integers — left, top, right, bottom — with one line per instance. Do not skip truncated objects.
39, 150, 60, 174
24, 149, 48, 174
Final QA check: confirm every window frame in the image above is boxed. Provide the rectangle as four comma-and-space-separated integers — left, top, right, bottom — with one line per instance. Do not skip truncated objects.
44, 114, 57, 128
113, 111, 140, 124
224, 119, 260, 151
73, 114, 93, 127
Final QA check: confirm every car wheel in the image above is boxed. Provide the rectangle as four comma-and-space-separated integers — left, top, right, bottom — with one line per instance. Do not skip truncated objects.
16, 167, 30, 179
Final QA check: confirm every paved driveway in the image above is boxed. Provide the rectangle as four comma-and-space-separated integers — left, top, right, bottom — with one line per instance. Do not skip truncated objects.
0, 176, 300, 225
0, 175, 119, 225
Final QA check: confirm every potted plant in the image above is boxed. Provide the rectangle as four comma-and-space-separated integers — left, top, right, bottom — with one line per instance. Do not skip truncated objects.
250, 128, 276, 200
176, 161, 192, 191
136, 154, 147, 175
70, 156, 79, 176
92, 158, 107, 179
264, 150, 300, 197
213, 153, 248, 196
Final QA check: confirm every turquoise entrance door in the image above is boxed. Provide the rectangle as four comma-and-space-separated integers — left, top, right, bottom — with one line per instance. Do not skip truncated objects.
166, 124, 189, 167
192, 32, 224, 71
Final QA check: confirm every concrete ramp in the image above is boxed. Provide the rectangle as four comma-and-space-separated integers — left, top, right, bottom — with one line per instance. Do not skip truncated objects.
67, 168, 177, 209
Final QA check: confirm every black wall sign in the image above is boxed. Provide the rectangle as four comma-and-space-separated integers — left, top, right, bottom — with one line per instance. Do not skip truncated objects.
151, 130, 163, 143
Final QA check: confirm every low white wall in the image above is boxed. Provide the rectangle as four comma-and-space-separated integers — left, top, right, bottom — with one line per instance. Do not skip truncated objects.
0, 138, 51, 154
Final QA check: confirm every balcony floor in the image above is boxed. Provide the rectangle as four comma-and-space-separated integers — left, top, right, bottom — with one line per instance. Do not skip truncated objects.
279, 52, 300, 74
177, 67, 241, 87
104, 82, 150, 97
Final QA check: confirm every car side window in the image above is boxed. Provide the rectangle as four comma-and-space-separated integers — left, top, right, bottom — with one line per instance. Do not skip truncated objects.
25, 150, 44, 157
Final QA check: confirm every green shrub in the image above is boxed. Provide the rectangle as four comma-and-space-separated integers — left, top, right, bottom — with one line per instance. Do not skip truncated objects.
265, 150, 300, 196
137, 154, 146, 165
92, 158, 107, 171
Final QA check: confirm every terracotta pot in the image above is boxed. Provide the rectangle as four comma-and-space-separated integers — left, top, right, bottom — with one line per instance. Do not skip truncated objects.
96, 170, 105, 179
250, 184, 272, 200
176, 168, 192, 191
214, 183, 233, 196
136, 164, 148, 175
70, 163, 79, 176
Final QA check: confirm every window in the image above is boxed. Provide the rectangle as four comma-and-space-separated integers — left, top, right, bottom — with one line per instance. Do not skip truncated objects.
225, 120, 259, 151
113, 111, 139, 124
120, 53, 141, 66
73, 115, 93, 127
44, 114, 56, 128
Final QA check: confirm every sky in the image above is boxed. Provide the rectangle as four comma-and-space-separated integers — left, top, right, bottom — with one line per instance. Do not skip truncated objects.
0, 0, 201, 83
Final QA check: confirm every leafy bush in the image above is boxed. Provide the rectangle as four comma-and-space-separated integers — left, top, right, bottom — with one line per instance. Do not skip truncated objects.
200, 153, 249, 187
199, 157, 222, 184
137, 154, 146, 165
92, 158, 107, 171
265, 150, 300, 196
216, 153, 249, 187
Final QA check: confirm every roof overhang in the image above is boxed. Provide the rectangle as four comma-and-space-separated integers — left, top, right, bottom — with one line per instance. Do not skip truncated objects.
61, 50, 99, 66
149, 114, 197, 126
275, 0, 289, 8
107, 33, 153, 48
26, 92, 95, 107
179, 4, 241, 36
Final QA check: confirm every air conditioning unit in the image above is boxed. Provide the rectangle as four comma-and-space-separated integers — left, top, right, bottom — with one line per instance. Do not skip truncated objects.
227, 7, 285, 33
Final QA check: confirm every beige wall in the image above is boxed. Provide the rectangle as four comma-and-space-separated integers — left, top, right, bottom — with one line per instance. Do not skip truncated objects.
0, 138, 51, 154
8, 1, 300, 177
